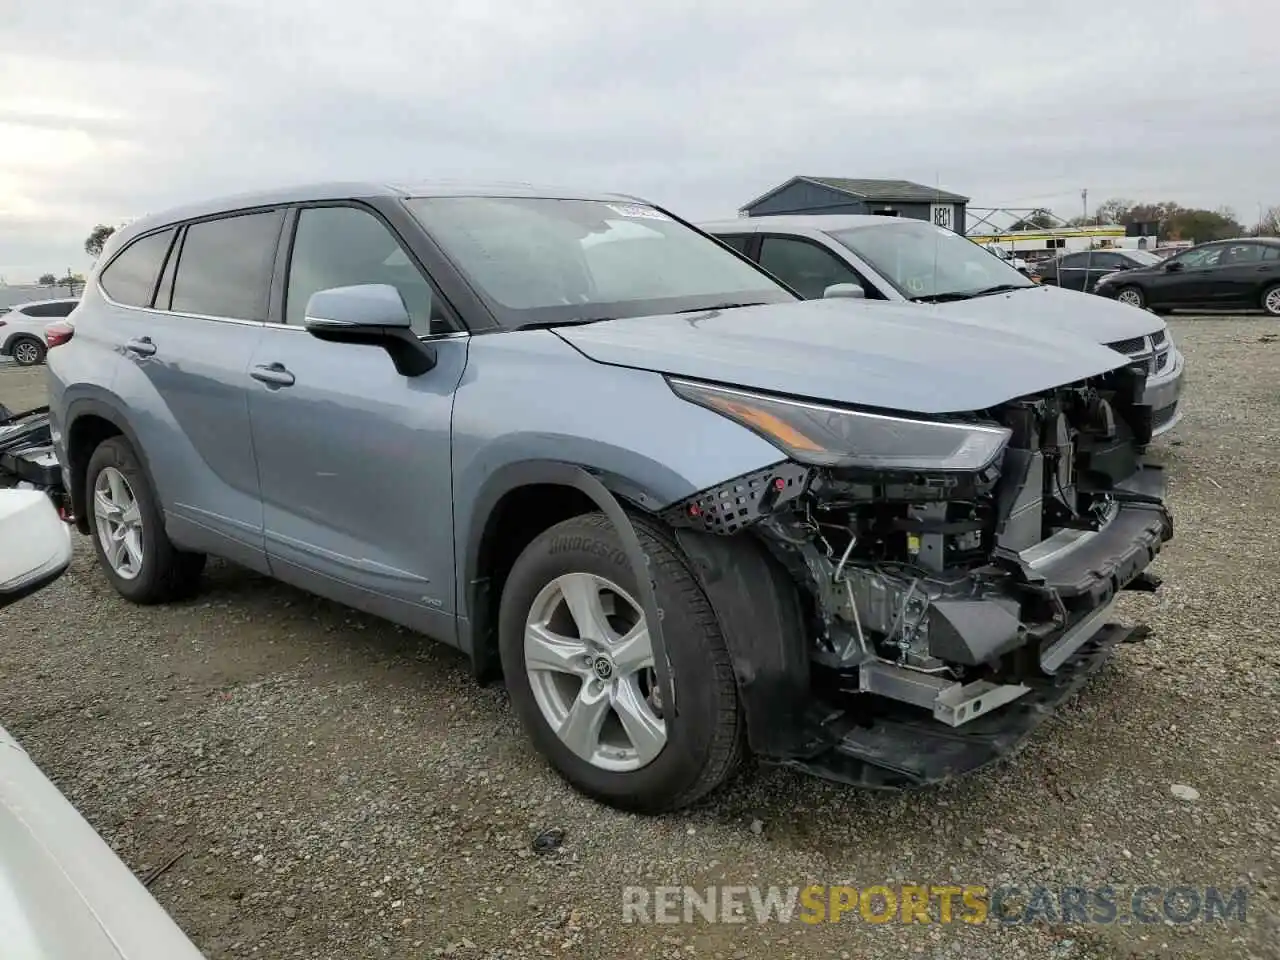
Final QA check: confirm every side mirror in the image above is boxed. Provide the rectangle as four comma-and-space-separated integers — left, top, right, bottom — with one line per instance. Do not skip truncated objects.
303, 284, 436, 376
0, 490, 72, 610
823, 282, 865, 300
1164, 261, 1183, 272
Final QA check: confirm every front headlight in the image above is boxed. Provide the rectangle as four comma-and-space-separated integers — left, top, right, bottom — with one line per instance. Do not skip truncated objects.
1094, 271, 1122, 286
667, 378, 1011, 471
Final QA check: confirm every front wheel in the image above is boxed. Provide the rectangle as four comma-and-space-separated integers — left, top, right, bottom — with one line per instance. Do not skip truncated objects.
1262, 283, 1280, 317
85, 436, 206, 603
11, 337, 45, 366
1116, 286, 1146, 309
498, 512, 743, 813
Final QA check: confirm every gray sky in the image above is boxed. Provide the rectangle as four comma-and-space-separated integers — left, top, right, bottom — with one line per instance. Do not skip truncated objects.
2, 0, 1275, 281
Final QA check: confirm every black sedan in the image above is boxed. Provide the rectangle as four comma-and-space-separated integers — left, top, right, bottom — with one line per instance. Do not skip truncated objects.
1093, 237, 1280, 315
1033, 249, 1164, 292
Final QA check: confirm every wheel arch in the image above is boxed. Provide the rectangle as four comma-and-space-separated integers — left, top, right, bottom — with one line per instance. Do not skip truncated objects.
63, 396, 157, 536
459, 460, 676, 708
2, 331, 42, 356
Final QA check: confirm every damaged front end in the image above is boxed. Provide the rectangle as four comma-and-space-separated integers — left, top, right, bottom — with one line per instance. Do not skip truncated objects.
662, 366, 1172, 788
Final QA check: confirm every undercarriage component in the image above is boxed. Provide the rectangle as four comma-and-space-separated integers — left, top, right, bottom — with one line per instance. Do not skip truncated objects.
858, 659, 1030, 727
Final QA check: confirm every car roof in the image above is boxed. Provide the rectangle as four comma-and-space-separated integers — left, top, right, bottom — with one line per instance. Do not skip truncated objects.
6, 297, 79, 309
111, 180, 654, 250
699, 213, 915, 233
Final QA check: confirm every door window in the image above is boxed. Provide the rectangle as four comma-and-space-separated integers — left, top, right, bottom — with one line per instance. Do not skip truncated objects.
171, 211, 285, 320
99, 228, 177, 307
715, 234, 752, 254
757, 236, 866, 299
1173, 245, 1224, 269
285, 205, 451, 336
1058, 253, 1088, 269
1219, 243, 1263, 265
1262, 245, 1280, 261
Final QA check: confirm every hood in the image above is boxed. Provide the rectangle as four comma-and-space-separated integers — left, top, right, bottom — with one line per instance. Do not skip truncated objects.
555, 298, 1132, 415
930, 283, 1164, 344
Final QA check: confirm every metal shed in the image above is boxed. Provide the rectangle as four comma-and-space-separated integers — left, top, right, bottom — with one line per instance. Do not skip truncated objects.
740, 176, 970, 233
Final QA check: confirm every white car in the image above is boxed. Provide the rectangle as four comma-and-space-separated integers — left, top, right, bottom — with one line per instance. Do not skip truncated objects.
0, 298, 79, 366
0, 488, 206, 959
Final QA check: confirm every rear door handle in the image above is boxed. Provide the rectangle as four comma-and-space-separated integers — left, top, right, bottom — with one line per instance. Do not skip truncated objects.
125, 337, 156, 357
250, 362, 295, 387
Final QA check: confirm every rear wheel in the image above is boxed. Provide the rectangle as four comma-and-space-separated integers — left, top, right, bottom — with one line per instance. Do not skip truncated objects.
11, 337, 45, 366
1263, 283, 1280, 317
1116, 286, 1146, 309
498, 512, 743, 813
85, 436, 205, 603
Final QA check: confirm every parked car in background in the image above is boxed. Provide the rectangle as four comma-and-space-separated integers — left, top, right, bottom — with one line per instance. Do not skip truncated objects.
0, 298, 79, 365
1033, 249, 1164, 292
43, 181, 1173, 812
1093, 237, 1280, 316
702, 214, 1184, 436
0, 488, 205, 959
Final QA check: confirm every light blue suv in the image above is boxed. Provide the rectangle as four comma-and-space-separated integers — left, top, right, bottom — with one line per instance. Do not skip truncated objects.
45, 182, 1173, 811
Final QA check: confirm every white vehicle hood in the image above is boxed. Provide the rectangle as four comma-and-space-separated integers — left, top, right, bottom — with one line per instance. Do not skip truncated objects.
0, 730, 205, 959
931, 283, 1164, 344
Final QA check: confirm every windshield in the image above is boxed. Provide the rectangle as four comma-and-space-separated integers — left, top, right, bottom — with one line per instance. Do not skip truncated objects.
829, 220, 1035, 301
405, 197, 794, 326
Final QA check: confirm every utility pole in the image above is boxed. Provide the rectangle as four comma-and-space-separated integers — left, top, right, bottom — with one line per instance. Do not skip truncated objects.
1081, 188, 1089, 224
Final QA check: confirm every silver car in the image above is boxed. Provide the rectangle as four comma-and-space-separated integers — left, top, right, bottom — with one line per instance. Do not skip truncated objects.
702, 214, 1185, 436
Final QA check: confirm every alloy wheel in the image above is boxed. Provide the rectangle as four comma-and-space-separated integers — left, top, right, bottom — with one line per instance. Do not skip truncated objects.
1117, 288, 1143, 307
523, 572, 667, 772
93, 466, 144, 579
1265, 286, 1280, 317
13, 341, 40, 365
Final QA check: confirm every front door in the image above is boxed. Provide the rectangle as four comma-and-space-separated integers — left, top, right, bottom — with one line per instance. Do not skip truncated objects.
245, 203, 467, 642
1146, 244, 1224, 306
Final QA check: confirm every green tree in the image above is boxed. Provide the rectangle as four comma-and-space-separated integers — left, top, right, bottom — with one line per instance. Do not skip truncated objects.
38, 273, 58, 288
57, 273, 85, 296
84, 224, 116, 258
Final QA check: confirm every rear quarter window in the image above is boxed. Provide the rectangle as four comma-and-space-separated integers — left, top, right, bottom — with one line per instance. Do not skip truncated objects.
100, 228, 178, 307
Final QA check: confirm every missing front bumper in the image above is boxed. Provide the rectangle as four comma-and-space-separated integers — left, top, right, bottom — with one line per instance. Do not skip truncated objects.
775, 622, 1134, 789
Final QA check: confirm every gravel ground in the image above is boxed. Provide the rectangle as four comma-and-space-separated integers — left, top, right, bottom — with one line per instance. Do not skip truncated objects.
2, 318, 1278, 960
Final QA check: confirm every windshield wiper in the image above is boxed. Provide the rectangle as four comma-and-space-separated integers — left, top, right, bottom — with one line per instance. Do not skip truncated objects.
673, 302, 767, 314
911, 284, 1030, 303
515, 317, 614, 331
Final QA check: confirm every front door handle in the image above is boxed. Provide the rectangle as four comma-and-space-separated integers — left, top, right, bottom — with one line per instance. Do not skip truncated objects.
250, 362, 296, 387
125, 337, 156, 357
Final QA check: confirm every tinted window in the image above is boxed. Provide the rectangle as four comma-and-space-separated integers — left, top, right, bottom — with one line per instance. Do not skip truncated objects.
757, 237, 865, 299
1058, 253, 1088, 269
1122, 250, 1162, 267
406, 197, 792, 327
286, 205, 450, 336
1174, 245, 1225, 268
1220, 243, 1263, 265
715, 234, 752, 254
171, 211, 284, 320
21, 301, 77, 318
99, 228, 176, 307
1262, 245, 1280, 261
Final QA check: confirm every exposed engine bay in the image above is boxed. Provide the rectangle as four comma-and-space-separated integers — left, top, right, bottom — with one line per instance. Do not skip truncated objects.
665, 363, 1172, 761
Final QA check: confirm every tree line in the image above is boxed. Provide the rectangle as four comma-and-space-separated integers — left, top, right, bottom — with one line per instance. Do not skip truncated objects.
1008, 200, 1280, 243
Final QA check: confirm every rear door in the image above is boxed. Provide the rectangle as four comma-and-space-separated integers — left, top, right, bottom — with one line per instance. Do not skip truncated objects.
105, 209, 285, 571
1212, 241, 1276, 306
245, 202, 467, 640
1054, 252, 1094, 291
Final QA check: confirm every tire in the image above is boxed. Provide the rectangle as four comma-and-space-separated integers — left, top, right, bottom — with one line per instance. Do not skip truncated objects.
11, 337, 45, 366
498, 512, 743, 813
85, 436, 206, 603
1263, 283, 1280, 318
1115, 286, 1145, 309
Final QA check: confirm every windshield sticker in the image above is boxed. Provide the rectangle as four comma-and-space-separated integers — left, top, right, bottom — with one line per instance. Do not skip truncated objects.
607, 203, 671, 221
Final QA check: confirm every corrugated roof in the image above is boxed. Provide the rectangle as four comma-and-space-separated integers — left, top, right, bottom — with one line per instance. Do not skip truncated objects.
742, 176, 969, 210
